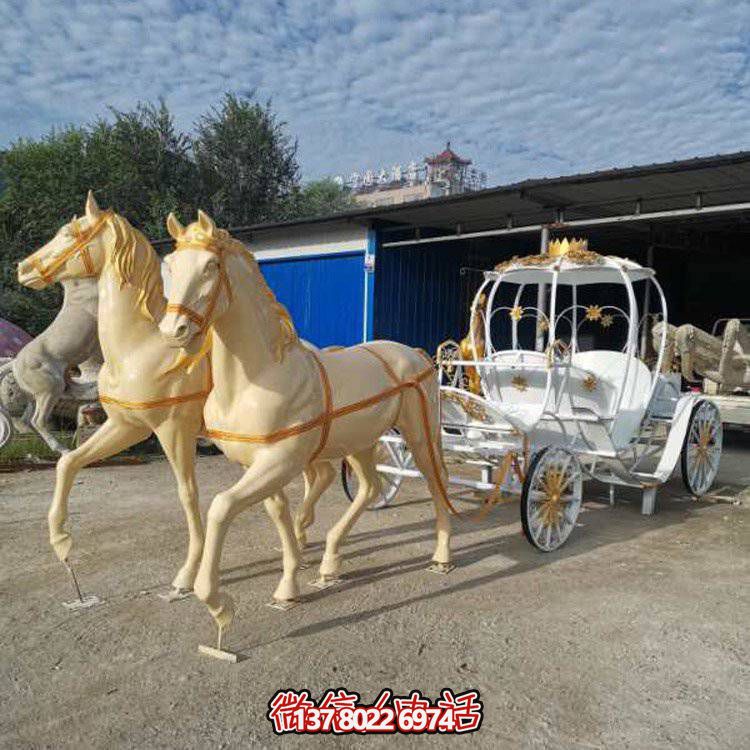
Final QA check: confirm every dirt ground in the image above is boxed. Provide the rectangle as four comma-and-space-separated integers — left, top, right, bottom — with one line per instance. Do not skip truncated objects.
1, 435, 749, 749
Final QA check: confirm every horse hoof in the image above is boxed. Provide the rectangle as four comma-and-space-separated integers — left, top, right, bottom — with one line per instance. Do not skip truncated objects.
273, 577, 300, 602
171, 569, 197, 592
319, 552, 341, 579
210, 593, 236, 630
51, 533, 73, 563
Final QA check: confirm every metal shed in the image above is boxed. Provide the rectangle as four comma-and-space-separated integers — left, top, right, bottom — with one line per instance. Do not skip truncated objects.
244, 150, 750, 354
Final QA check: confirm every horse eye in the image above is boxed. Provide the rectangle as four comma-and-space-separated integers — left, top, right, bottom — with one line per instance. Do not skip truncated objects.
204, 260, 218, 274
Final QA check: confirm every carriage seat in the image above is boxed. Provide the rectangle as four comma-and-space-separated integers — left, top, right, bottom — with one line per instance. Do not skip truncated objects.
478, 349, 652, 441
566, 350, 653, 447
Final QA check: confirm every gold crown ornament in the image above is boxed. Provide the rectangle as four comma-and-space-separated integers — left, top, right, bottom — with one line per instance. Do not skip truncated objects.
546, 238, 588, 258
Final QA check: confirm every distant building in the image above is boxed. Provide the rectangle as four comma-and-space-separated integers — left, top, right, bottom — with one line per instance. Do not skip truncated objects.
336, 143, 487, 208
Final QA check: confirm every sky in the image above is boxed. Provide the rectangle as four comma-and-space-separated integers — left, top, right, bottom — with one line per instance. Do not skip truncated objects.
2, 0, 750, 186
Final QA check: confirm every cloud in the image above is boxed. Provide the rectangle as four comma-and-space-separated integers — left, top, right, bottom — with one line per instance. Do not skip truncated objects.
1, 0, 750, 185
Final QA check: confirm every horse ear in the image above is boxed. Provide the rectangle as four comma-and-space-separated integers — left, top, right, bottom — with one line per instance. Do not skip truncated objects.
85, 190, 101, 220
197, 210, 216, 236
166, 212, 184, 240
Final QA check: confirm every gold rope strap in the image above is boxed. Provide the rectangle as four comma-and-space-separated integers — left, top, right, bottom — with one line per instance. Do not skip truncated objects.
165, 247, 232, 332
31, 211, 112, 283
308, 351, 333, 463
204, 364, 435, 445
99, 388, 209, 410
360, 344, 401, 384
359, 343, 455, 512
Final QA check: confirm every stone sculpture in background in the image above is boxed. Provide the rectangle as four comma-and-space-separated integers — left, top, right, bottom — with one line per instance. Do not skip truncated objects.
653, 320, 750, 393
0, 277, 102, 453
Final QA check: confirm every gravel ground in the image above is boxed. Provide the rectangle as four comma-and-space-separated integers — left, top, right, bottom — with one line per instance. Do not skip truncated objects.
1, 434, 748, 749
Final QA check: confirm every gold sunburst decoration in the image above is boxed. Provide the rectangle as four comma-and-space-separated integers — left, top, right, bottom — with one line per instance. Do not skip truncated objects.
585, 305, 603, 321
693, 420, 715, 468
582, 375, 597, 392
509, 305, 524, 321
538, 318, 549, 332
537, 468, 569, 528
511, 375, 528, 392
600, 314, 613, 328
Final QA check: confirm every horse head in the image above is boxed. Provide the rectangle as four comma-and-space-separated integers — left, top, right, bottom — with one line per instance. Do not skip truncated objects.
18, 191, 112, 289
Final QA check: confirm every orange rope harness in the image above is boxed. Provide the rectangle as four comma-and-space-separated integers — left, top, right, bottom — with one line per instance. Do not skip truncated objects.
30, 211, 112, 284
204, 362, 435, 445
99, 389, 209, 410
100, 366, 212, 410
164, 236, 458, 515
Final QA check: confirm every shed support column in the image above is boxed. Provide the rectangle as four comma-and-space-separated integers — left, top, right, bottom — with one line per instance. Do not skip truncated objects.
640, 244, 655, 358
363, 227, 377, 342
536, 225, 550, 351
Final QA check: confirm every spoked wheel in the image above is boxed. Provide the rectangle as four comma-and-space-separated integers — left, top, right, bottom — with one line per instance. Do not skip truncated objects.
0, 406, 13, 450
681, 400, 722, 497
340, 429, 412, 509
521, 446, 583, 552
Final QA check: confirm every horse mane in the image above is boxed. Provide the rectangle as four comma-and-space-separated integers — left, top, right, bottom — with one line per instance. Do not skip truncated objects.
214, 228, 299, 362
108, 214, 165, 322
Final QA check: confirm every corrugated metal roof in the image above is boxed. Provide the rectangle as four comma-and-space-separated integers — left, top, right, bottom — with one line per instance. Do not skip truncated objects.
248, 150, 750, 237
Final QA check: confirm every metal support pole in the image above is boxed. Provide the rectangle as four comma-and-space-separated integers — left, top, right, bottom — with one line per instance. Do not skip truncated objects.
536, 226, 550, 351
640, 244, 655, 358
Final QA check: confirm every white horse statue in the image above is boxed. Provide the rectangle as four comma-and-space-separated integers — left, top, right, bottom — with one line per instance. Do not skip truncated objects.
19, 193, 343, 602
159, 210, 454, 645
0, 275, 102, 453
17, 193, 212, 598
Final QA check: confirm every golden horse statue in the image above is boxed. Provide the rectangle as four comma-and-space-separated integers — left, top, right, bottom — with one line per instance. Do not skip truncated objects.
159, 210, 454, 643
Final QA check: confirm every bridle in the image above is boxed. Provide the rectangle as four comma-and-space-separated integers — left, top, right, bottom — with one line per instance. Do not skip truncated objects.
165, 237, 233, 333
29, 211, 113, 285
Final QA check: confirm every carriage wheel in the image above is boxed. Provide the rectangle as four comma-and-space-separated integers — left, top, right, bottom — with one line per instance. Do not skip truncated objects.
521, 446, 583, 552
681, 400, 722, 497
340, 429, 410, 509
0, 406, 13, 450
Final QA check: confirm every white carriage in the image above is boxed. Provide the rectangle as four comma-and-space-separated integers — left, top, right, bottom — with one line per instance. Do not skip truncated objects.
345, 239, 723, 552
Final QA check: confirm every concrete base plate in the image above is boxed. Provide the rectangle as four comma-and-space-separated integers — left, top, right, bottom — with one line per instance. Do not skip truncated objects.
427, 562, 455, 575
309, 577, 344, 590
265, 599, 299, 611
198, 644, 240, 663
157, 588, 192, 602
62, 594, 103, 611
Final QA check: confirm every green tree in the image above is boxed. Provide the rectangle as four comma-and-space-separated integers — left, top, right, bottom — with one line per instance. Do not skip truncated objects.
0, 93, 357, 335
193, 93, 300, 226
281, 178, 356, 220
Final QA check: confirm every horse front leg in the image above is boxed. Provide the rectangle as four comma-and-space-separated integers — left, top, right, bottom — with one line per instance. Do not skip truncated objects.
193, 452, 301, 633
154, 418, 203, 597
49, 418, 151, 563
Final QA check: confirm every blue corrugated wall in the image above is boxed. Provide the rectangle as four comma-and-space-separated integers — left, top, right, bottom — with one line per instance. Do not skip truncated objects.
373, 236, 539, 354
259, 252, 365, 347
373, 244, 474, 353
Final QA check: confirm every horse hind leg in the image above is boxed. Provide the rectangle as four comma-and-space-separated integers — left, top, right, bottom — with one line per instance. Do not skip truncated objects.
30, 390, 69, 455
294, 461, 336, 548
318, 447, 381, 584
396, 389, 453, 572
